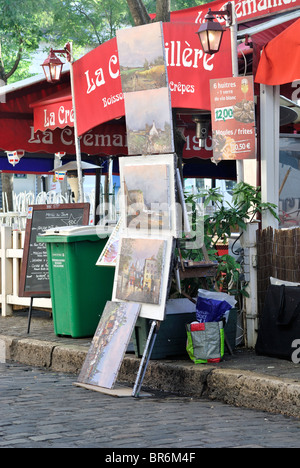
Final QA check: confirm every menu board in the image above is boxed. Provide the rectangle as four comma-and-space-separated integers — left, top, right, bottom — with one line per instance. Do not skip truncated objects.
19, 204, 90, 297
210, 76, 256, 162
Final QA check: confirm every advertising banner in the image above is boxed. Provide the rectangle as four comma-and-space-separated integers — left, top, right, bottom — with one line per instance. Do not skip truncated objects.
210, 76, 256, 162
30, 90, 73, 132
169, 0, 300, 25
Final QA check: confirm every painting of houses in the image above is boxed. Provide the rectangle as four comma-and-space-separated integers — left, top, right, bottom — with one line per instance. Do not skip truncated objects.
119, 154, 178, 237
115, 237, 166, 305
122, 162, 171, 232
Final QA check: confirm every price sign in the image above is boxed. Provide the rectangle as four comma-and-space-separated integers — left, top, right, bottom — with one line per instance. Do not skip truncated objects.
210, 76, 256, 161
214, 106, 234, 122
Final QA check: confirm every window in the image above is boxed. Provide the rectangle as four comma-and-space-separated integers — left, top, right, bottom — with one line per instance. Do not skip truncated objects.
279, 134, 300, 228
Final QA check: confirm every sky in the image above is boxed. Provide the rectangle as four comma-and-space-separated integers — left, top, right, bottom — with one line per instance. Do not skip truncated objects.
117, 22, 164, 69
125, 88, 172, 131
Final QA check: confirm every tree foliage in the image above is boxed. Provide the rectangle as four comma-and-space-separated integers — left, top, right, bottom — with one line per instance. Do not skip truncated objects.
0, 0, 51, 83
0, 0, 211, 83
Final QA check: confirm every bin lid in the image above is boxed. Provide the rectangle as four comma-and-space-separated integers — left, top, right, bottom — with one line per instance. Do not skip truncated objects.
40, 225, 113, 237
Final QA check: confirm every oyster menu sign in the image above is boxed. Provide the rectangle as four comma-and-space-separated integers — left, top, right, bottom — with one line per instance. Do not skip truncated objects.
210, 76, 256, 162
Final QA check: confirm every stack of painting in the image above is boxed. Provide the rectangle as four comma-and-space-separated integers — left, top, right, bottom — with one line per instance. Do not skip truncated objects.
117, 22, 174, 156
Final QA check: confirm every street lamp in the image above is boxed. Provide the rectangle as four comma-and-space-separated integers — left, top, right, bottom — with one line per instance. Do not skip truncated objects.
41, 49, 64, 83
196, 2, 233, 55
41, 42, 84, 203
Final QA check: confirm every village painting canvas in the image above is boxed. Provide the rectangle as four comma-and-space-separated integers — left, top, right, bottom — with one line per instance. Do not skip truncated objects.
122, 162, 170, 231
117, 22, 167, 93
77, 301, 141, 389
119, 154, 178, 236
124, 88, 174, 155
114, 237, 166, 306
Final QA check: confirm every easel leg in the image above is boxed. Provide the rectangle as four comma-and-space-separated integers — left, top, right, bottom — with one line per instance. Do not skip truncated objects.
27, 297, 34, 334
132, 320, 159, 398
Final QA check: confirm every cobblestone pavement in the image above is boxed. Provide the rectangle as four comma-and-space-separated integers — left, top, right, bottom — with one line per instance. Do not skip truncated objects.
1, 363, 300, 449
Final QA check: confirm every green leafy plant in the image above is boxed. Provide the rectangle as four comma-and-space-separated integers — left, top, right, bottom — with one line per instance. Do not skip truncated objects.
177, 182, 279, 299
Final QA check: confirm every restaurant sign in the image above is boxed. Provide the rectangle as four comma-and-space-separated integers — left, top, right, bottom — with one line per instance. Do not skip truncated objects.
210, 76, 256, 162
30, 92, 74, 133
169, 0, 300, 25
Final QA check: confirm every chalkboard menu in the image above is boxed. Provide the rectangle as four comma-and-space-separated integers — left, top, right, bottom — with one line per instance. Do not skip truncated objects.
19, 204, 90, 297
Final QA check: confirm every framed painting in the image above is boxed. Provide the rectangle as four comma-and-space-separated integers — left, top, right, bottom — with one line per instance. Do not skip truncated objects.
112, 234, 174, 321
77, 301, 141, 390
119, 154, 179, 237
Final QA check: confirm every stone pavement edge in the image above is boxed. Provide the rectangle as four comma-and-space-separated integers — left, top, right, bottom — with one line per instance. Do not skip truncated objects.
0, 311, 299, 419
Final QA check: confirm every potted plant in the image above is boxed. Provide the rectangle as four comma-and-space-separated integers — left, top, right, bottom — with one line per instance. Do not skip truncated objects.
175, 181, 279, 303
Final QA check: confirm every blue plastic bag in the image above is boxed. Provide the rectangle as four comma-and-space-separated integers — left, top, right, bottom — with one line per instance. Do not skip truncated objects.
196, 289, 237, 323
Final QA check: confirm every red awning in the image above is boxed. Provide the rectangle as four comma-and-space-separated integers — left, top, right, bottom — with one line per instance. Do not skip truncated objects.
255, 18, 300, 85
73, 23, 232, 137
30, 88, 73, 132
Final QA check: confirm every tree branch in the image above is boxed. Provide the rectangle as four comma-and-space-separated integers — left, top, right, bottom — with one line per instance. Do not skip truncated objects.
126, 0, 151, 26
156, 0, 170, 22
5, 37, 23, 79
74, 3, 102, 44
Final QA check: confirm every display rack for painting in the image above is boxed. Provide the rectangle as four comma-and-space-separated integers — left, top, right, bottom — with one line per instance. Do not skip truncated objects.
115, 22, 177, 323
76, 23, 181, 398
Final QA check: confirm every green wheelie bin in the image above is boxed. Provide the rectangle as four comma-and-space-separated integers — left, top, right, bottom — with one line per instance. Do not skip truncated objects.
37, 226, 115, 338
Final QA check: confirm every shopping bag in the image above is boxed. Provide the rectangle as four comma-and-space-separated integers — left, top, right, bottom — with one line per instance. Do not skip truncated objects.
196, 289, 237, 323
186, 321, 224, 364
255, 284, 300, 361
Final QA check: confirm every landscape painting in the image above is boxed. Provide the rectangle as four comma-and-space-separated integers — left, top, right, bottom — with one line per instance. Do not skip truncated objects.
124, 87, 174, 155
122, 163, 170, 232
114, 237, 166, 305
117, 22, 167, 93
77, 301, 141, 389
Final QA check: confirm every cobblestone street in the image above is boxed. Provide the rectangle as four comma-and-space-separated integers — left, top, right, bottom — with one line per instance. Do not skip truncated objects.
1, 363, 300, 449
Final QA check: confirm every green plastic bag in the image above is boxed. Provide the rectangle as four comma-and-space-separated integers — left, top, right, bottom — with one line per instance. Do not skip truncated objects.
186, 321, 224, 364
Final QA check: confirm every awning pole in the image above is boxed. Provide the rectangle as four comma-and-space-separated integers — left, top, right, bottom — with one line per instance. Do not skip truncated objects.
230, 2, 244, 184
69, 42, 84, 203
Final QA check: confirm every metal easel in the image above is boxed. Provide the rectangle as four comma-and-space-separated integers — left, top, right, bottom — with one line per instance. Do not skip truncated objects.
132, 320, 160, 398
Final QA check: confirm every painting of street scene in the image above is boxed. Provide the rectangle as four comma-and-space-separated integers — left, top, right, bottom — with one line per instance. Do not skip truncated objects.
117, 22, 167, 93
115, 237, 166, 305
77, 301, 140, 389
125, 88, 174, 155
122, 163, 171, 232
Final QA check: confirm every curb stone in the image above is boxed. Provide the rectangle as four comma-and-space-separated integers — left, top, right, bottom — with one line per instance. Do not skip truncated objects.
1, 334, 299, 419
